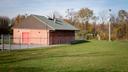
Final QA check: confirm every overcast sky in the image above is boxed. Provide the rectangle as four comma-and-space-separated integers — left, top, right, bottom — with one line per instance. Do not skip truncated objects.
0, 0, 128, 18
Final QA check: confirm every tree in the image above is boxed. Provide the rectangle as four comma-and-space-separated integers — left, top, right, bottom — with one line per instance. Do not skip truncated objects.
118, 10, 128, 40
65, 9, 76, 21
47, 11, 63, 19
118, 10, 128, 21
77, 8, 93, 30
110, 14, 118, 40
91, 16, 99, 37
76, 8, 93, 39
77, 8, 93, 20
0, 16, 10, 34
13, 15, 26, 25
65, 8, 94, 40
65, 8, 78, 26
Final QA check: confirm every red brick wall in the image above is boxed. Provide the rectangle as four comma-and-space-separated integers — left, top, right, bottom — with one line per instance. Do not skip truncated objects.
13, 29, 49, 45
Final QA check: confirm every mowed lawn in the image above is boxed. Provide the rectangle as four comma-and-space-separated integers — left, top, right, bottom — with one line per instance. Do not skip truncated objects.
0, 40, 128, 72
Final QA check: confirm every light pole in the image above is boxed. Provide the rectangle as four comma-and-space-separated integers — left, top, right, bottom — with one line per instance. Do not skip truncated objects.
108, 9, 111, 41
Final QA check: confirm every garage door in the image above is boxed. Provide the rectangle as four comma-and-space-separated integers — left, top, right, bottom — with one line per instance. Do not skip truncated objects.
22, 32, 29, 44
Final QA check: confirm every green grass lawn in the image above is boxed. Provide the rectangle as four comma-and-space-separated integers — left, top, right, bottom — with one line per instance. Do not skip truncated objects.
0, 40, 128, 72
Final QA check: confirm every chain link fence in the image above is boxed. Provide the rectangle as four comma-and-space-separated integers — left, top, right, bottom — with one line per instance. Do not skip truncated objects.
0, 35, 54, 51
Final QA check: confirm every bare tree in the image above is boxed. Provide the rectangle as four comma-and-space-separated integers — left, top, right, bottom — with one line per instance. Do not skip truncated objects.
47, 11, 63, 19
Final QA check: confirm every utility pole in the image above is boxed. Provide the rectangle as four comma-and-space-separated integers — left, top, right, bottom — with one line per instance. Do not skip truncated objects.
108, 9, 111, 42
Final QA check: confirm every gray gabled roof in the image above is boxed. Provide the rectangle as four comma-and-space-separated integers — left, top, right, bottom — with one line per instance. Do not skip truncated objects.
32, 15, 78, 30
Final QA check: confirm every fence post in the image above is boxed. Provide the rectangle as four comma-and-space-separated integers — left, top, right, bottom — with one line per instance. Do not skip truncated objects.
0, 35, 1, 51
20, 37, 21, 49
1, 35, 4, 51
8, 34, 11, 51
0, 35, 2, 51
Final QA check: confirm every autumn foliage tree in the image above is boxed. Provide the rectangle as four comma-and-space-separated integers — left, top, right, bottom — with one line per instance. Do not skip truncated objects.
13, 15, 26, 26
65, 8, 128, 40
65, 8, 94, 40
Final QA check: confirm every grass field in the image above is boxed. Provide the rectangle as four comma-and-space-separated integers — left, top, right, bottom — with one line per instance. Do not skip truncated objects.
0, 40, 128, 72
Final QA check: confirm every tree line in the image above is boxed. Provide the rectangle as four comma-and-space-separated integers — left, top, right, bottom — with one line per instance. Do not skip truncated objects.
65, 8, 128, 40
0, 8, 128, 40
